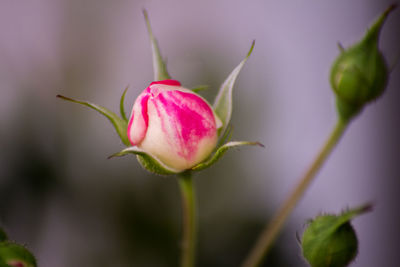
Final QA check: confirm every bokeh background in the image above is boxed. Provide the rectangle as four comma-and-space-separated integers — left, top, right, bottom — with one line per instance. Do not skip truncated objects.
1, 0, 399, 266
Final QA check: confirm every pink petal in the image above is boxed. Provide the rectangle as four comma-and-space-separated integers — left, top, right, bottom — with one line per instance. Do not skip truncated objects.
7, 261, 25, 267
150, 80, 181, 87
127, 92, 150, 145
153, 90, 217, 161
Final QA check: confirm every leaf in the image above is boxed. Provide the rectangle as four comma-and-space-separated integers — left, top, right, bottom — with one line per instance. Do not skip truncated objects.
143, 9, 171, 81
108, 146, 179, 175
120, 86, 129, 122
213, 40, 255, 136
191, 140, 263, 171
57, 95, 130, 146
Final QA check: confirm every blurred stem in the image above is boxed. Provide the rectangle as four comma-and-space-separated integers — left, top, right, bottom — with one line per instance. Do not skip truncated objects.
178, 171, 197, 267
242, 119, 349, 267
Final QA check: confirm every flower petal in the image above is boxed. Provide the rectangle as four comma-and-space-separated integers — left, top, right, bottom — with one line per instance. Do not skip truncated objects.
140, 89, 218, 171
150, 80, 181, 87
127, 92, 150, 146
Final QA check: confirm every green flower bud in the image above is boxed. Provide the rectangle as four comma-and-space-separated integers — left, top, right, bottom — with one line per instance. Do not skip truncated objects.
0, 242, 37, 267
330, 5, 396, 121
301, 204, 372, 267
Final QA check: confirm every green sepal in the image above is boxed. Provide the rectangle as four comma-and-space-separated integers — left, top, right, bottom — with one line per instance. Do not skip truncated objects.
216, 124, 233, 149
213, 40, 255, 137
108, 146, 179, 175
143, 9, 171, 81
120, 86, 129, 122
191, 141, 263, 172
191, 85, 209, 93
301, 204, 372, 267
0, 242, 37, 267
0, 229, 7, 242
57, 95, 130, 146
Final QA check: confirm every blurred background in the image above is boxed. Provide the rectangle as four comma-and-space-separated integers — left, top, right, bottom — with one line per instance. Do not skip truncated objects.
0, 0, 399, 266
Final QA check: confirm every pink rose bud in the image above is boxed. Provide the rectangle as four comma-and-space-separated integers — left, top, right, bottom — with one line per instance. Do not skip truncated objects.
127, 80, 221, 172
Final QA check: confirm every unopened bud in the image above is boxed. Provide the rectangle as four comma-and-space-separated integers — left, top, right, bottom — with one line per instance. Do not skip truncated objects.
0, 242, 37, 267
127, 80, 221, 172
301, 204, 372, 267
330, 5, 396, 121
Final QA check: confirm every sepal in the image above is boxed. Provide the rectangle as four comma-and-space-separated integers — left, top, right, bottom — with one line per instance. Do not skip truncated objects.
143, 10, 171, 81
191, 141, 263, 171
57, 95, 130, 146
191, 85, 209, 94
120, 86, 129, 123
108, 146, 180, 175
213, 41, 255, 136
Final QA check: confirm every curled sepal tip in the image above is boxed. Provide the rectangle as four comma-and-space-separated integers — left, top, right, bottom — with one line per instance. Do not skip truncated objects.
213, 40, 255, 137
301, 203, 372, 267
191, 141, 264, 172
108, 146, 180, 175
143, 9, 171, 81
57, 94, 130, 146
0, 242, 37, 267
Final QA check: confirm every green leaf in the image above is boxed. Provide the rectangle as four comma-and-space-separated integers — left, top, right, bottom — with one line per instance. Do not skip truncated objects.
120, 86, 129, 123
57, 95, 130, 146
191, 140, 263, 171
143, 9, 171, 81
0, 242, 37, 267
108, 146, 179, 175
213, 40, 255, 136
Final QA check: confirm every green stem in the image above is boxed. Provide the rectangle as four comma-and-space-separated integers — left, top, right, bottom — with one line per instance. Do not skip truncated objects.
242, 119, 349, 267
178, 171, 197, 267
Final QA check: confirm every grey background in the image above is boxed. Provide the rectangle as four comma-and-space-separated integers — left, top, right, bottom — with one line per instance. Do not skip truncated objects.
0, 0, 399, 266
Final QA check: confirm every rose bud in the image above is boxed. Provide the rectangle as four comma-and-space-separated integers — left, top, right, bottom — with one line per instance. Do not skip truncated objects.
0, 242, 37, 267
330, 5, 396, 121
301, 204, 372, 267
127, 79, 221, 172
